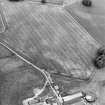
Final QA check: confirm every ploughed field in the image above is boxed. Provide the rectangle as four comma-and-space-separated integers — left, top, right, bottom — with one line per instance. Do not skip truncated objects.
0, 0, 104, 105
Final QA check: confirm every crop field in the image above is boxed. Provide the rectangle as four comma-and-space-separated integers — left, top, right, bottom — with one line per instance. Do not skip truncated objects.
0, 0, 104, 105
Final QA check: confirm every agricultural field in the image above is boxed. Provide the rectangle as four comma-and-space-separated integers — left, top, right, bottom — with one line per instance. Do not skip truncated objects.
0, 0, 105, 105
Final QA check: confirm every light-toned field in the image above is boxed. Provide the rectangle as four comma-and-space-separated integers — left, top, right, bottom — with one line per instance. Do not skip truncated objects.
64, 0, 105, 45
